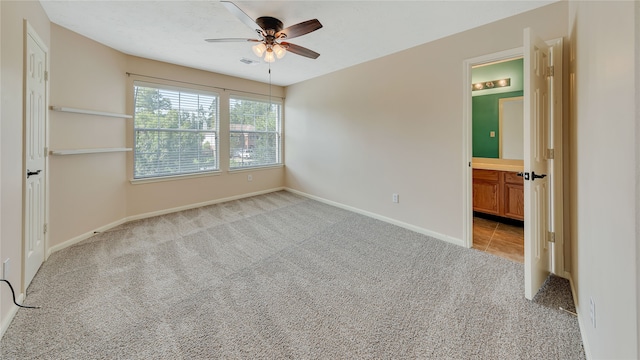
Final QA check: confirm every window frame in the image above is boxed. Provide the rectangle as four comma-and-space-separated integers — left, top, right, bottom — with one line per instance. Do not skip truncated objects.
228, 94, 283, 170
132, 81, 220, 180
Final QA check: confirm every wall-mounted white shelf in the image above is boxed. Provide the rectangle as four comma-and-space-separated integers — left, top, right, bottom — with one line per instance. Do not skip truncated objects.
50, 106, 132, 119
50, 148, 132, 156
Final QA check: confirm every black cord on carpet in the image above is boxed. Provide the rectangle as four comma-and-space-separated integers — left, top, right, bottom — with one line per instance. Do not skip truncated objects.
0, 279, 40, 309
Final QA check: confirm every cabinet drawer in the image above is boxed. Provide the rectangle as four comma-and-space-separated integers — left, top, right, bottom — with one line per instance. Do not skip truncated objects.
472, 169, 500, 182
504, 171, 524, 185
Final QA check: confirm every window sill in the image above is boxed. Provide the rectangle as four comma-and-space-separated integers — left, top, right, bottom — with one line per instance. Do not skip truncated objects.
130, 171, 221, 185
228, 164, 283, 173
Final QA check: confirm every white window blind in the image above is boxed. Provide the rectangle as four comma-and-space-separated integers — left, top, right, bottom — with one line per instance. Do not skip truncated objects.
229, 96, 282, 169
134, 83, 219, 179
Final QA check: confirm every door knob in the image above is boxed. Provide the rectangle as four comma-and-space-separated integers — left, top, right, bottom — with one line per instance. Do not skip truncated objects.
531, 171, 547, 181
26, 169, 42, 178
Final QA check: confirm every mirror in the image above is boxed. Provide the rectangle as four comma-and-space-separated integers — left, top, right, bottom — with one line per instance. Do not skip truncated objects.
499, 96, 524, 160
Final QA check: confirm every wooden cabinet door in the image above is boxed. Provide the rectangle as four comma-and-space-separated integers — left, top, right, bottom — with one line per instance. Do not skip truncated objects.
503, 171, 525, 220
504, 183, 525, 220
473, 170, 500, 215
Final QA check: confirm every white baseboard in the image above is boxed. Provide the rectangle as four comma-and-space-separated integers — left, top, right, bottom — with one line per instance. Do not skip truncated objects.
565, 271, 592, 360
48, 187, 285, 256
47, 218, 129, 257
285, 188, 464, 247
0, 293, 24, 340
125, 187, 285, 222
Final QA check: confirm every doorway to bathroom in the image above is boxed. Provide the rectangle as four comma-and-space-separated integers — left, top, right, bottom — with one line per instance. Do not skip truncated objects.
462, 29, 565, 300
470, 57, 525, 263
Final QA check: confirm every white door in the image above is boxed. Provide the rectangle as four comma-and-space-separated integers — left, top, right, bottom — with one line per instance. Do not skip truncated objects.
523, 28, 551, 300
24, 24, 47, 289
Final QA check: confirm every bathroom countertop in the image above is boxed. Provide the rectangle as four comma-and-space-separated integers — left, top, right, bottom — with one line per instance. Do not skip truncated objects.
472, 158, 524, 172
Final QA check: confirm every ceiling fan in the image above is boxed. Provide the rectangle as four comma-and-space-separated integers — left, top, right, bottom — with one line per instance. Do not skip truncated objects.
205, 1, 323, 62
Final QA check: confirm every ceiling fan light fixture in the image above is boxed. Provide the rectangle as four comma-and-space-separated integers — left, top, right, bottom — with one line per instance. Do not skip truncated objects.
264, 49, 276, 63
209, 2, 322, 62
252, 43, 267, 57
273, 44, 286, 59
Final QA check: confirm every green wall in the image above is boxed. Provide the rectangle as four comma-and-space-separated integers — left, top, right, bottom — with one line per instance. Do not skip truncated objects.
472, 57, 523, 158
472, 90, 523, 158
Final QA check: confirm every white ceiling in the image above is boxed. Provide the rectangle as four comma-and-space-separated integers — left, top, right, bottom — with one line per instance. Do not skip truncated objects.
39, 0, 557, 86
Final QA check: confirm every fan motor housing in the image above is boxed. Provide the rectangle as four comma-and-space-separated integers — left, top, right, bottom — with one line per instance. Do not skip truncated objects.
256, 16, 284, 34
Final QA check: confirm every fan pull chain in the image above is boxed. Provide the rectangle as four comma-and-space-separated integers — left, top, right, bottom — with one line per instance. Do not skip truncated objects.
269, 63, 272, 118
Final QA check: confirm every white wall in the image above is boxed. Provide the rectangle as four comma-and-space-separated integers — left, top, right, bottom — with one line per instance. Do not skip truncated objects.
568, 1, 638, 358
0, 0, 51, 336
47, 25, 285, 250
285, 2, 567, 244
49, 23, 129, 248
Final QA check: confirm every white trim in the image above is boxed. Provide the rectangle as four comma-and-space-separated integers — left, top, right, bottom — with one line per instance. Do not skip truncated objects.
125, 187, 284, 222
565, 272, 592, 359
46, 218, 129, 256
0, 293, 24, 340
130, 170, 222, 185
285, 188, 464, 247
47, 187, 285, 255
227, 164, 283, 173
548, 37, 565, 277
462, 47, 523, 249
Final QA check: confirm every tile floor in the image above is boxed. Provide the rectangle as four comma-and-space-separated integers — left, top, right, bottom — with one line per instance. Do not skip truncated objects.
472, 213, 524, 263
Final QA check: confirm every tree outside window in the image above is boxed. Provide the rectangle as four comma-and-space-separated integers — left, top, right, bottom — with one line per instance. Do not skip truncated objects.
134, 83, 219, 179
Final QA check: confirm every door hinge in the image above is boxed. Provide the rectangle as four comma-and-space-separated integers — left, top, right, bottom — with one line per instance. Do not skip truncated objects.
546, 66, 554, 77
44, 146, 49, 157
548, 231, 555, 243
44, 71, 49, 82
43, 223, 48, 234
546, 148, 555, 159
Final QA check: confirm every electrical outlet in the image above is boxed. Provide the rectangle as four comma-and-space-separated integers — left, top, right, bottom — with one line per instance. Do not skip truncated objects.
247, 174, 253, 182
589, 297, 596, 328
392, 193, 399, 203
2, 258, 9, 280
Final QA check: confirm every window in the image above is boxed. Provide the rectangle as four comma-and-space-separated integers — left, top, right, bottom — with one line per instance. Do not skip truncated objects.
133, 82, 219, 179
229, 96, 282, 169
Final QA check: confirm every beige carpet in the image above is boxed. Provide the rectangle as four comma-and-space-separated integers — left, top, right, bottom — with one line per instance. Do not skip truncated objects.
1, 191, 584, 359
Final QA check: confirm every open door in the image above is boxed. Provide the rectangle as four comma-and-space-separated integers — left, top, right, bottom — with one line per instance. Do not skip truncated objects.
523, 27, 551, 300
24, 22, 48, 290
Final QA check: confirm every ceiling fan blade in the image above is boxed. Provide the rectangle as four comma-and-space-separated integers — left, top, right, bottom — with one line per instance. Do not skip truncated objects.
276, 19, 322, 40
281, 42, 320, 59
221, 1, 263, 34
205, 38, 260, 43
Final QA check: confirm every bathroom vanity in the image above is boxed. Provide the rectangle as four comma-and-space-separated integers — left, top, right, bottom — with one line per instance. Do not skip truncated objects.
472, 158, 524, 221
